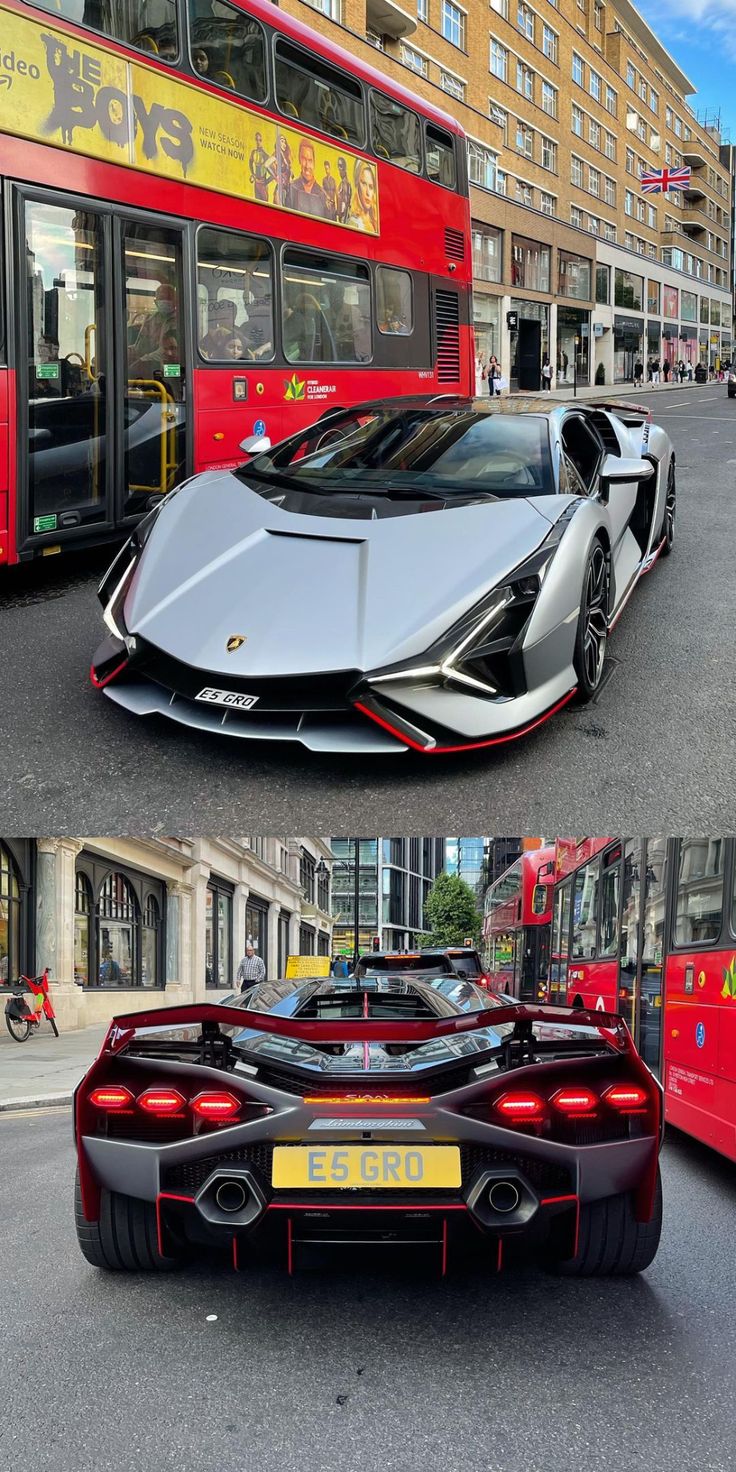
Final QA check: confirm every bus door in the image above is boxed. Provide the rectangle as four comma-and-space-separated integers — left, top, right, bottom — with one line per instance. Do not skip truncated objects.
16, 196, 189, 549
619, 836, 668, 1071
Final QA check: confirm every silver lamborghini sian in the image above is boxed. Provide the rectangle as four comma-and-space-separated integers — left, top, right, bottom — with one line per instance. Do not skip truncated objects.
91, 397, 675, 755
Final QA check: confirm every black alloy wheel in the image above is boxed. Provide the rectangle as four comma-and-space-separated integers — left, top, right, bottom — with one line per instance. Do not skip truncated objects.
573, 539, 609, 702
660, 461, 676, 557
5, 1009, 30, 1042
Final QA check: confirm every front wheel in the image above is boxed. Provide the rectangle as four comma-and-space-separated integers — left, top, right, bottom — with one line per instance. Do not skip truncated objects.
573, 539, 609, 702
660, 461, 675, 558
74, 1171, 177, 1272
5, 1008, 30, 1042
552, 1168, 662, 1277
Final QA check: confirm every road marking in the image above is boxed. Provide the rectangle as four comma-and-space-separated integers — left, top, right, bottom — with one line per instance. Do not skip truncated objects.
651, 414, 736, 422
0, 1105, 69, 1121
698, 395, 719, 401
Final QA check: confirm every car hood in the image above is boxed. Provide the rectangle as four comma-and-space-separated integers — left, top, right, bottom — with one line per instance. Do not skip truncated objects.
124, 471, 557, 676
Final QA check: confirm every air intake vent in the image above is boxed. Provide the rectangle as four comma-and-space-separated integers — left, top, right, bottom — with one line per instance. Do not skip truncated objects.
587, 410, 621, 455
444, 227, 465, 261
434, 290, 461, 382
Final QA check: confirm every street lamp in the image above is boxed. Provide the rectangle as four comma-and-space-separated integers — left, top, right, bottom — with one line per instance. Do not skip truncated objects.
315, 838, 361, 969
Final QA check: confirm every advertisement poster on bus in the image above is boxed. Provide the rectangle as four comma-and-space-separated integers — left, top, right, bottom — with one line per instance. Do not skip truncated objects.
0, 4, 379, 235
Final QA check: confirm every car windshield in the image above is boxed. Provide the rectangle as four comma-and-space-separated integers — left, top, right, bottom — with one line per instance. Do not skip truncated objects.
244, 407, 555, 498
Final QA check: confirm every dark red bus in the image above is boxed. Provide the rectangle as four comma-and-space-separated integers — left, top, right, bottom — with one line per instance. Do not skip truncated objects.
0, 0, 472, 566
550, 837, 736, 1164
482, 845, 555, 999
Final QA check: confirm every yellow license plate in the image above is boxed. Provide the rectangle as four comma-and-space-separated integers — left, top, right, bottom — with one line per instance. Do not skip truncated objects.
272, 1145, 461, 1190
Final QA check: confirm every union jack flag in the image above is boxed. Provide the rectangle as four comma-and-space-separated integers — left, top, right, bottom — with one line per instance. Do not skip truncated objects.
640, 166, 692, 193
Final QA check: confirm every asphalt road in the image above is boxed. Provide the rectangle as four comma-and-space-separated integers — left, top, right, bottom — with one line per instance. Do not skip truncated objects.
1, 386, 734, 832
1, 1109, 734, 1472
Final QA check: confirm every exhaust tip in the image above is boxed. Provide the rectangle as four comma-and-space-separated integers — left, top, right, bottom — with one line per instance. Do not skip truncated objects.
215, 1180, 249, 1214
488, 1180, 520, 1214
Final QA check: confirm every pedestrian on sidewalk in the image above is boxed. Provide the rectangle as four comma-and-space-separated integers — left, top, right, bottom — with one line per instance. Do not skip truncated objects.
678, 359, 686, 383
634, 359, 643, 386
687, 360, 693, 382
662, 358, 670, 382
488, 355, 501, 395
541, 355, 553, 390
475, 351, 486, 397
652, 358, 660, 385
237, 942, 266, 991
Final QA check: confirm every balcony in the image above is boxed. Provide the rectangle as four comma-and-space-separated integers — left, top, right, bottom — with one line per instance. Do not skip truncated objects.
682, 145, 708, 170
365, 0, 417, 38
681, 182, 706, 203
680, 202, 709, 235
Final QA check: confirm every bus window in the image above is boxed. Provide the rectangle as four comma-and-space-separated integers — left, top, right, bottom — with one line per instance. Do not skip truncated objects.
674, 838, 724, 945
376, 268, 413, 336
550, 880, 571, 1000
426, 124, 456, 189
34, 0, 179, 62
599, 854, 620, 958
197, 229, 274, 362
188, 0, 267, 103
275, 41, 364, 147
282, 252, 371, 364
571, 859, 599, 959
370, 93, 421, 174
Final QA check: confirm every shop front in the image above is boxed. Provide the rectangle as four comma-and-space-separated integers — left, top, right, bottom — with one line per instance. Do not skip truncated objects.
245, 894, 269, 972
646, 320, 661, 369
510, 298, 549, 391
473, 291, 501, 375
0, 839, 34, 985
557, 305, 590, 388
613, 314, 644, 383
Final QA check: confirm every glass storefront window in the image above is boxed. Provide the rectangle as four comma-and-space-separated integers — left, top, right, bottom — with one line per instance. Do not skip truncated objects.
674, 839, 724, 946
647, 320, 660, 361
558, 251, 591, 301
681, 290, 697, 323
74, 873, 91, 986
0, 844, 21, 987
511, 236, 550, 293
663, 284, 678, 319
700, 297, 710, 324
614, 269, 643, 310
97, 874, 136, 986
206, 880, 233, 987
557, 306, 590, 385
595, 265, 609, 304
647, 280, 660, 314
710, 299, 721, 326
473, 292, 501, 364
614, 314, 644, 382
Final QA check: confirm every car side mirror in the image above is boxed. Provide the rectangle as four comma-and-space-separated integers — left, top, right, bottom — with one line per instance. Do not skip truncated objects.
600, 454, 654, 485
240, 434, 271, 455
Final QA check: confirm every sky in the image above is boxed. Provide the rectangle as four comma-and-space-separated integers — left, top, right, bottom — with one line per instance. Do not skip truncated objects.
635, 0, 736, 139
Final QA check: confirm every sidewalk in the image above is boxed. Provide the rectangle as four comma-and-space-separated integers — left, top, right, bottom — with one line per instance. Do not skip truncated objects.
476, 379, 715, 403
0, 1022, 107, 1111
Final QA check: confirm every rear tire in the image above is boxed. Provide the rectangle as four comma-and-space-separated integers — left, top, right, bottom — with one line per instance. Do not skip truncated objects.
660, 461, 675, 558
573, 538, 609, 702
5, 1010, 30, 1042
553, 1168, 662, 1277
74, 1171, 177, 1272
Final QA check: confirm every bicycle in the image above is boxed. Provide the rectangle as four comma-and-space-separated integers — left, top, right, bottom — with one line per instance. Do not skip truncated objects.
4, 968, 59, 1042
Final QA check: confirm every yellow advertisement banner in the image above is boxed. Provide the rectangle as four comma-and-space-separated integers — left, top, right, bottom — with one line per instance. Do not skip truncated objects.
0, 5, 379, 234
285, 955, 331, 979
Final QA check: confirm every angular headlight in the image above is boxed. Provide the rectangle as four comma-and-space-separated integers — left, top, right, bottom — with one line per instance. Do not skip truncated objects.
367, 536, 562, 700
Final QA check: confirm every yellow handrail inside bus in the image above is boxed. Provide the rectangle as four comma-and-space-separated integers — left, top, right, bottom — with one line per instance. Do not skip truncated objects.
127, 378, 178, 497
84, 322, 98, 382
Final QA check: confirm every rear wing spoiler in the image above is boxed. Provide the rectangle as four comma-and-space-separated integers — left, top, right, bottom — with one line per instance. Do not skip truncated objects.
593, 400, 652, 425
101, 1001, 634, 1054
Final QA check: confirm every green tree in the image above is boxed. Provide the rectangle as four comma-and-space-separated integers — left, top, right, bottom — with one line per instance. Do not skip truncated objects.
422, 871, 481, 947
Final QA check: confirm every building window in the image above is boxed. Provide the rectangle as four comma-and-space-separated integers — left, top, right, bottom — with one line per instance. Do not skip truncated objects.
516, 61, 534, 100
589, 69, 601, 102
593, 1, 603, 28
572, 52, 584, 86
542, 23, 558, 62
511, 235, 550, 291
627, 62, 636, 89
638, 77, 647, 102
142, 896, 160, 988
604, 131, 616, 160
558, 249, 591, 300
541, 136, 557, 171
596, 264, 610, 304
490, 101, 508, 135
615, 268, 644, 310
440, 69, 465, 101
401, 42, 428, 76
516, 121, 533, 159
647, 204, 657, 229
571, 103, 583, 136
540, 191, 555, 216
515, 178, 533, 206
317, 866, 330, 912
589, 118, 601, 148
299, 923, 316, 956
74, 872, 91, 987
649, 88, 658, 114
571, 154, 583, 188
300, 847, 316, 903
206, 878, 232, 989
97, 873, 136, 987
625, 189, 634, 216
441, 0, 465, 47
490, 0, 508, 14
541, 81, 557, 116
490, 40, 507, 81
636, 197, 645, 222
468, 139, 502, 192
605, 84, 616, 115
571, 205, 583, 228
604, 176, 616, 205
589, 166, 600, 196
417, 0, 428, 17
472, 221, 503, 282
0, 844, 24, 988
626, 147, 635, 173
587, 215, 599, 235
603, 220, 616, 241
517, 1, 534, 40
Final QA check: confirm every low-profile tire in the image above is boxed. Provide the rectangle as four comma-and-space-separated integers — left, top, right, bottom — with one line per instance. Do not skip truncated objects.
74, 1171, 177, 1272
553, 1168, 662, 1277
660, 460, 675, 558
573, 538, 609, 702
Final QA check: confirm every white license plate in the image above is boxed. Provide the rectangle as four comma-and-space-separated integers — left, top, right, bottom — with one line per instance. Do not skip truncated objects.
195, 687, 259, 710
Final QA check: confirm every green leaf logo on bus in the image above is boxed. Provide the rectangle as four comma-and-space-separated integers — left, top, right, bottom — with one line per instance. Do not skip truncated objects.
721, 957, 736, 1000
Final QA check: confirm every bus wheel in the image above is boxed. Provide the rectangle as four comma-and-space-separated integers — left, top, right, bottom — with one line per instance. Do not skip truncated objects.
551, 1169, 662, 1277
571, 995, 584, 1010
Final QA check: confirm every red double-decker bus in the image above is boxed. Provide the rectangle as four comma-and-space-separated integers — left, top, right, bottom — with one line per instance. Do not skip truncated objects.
482, 845, 555, 1000
550, 837, 736, 1164
0, 0, 472, 566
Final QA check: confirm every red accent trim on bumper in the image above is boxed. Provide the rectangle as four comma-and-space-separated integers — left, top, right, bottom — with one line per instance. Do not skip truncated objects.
266, 1202, 470, 1212
90, 657, 129, 690
354, 688, 577, 754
